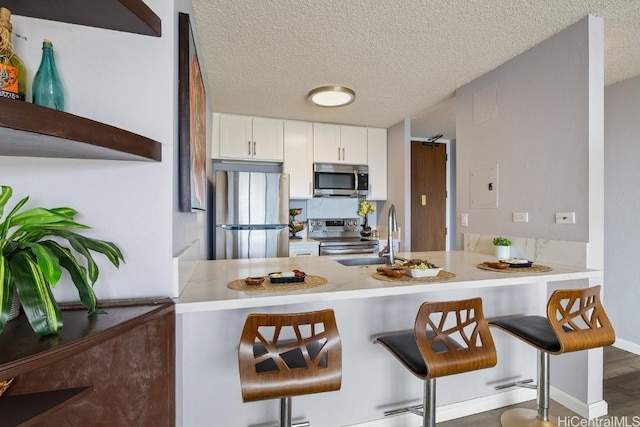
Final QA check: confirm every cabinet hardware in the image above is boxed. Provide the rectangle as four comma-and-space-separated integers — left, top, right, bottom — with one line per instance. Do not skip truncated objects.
342, 147, 345, 160
248, 141, 251, 155
337, 147, 341, 161
253, 141, 256, 156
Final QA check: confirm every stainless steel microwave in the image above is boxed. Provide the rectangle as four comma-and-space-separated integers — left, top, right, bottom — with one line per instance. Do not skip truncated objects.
313, 163, 369, 197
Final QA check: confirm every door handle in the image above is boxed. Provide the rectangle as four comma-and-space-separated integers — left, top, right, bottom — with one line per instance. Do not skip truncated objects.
248, 141, 251, 155
342, 147, 345, 161
421, 195, 427, 206
337, 147, 341, 161
253, 141, 256, 156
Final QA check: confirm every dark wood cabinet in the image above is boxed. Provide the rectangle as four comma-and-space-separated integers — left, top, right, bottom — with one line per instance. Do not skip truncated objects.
0, 299, 175, 426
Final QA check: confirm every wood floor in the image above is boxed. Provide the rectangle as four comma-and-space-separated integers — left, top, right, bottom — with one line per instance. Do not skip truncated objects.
439, 346, 640, 426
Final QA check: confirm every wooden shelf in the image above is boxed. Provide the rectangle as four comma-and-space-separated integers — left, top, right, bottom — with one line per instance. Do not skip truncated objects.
0, 98, 162, 162
4, 0, 161, 37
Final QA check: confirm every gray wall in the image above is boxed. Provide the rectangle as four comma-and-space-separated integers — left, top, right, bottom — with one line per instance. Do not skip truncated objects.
455, 16, 602, 248
604, 75, 640, 350
383, 119, 411, 250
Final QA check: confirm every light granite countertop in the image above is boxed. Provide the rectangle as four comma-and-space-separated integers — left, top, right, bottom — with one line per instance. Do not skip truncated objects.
174, 250, 600, 313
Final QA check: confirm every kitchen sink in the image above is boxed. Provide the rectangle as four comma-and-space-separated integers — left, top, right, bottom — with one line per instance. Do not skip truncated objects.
334, 257, 388, 266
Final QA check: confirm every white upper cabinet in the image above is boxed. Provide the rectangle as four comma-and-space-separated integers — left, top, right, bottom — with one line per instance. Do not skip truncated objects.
313, 123, 367, 164
367, 127, 388, 200
218, 114, 284, 161
284, 120, 314, 199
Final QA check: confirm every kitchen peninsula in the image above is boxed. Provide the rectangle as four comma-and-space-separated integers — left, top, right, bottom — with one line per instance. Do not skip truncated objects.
175, 251, 604, 426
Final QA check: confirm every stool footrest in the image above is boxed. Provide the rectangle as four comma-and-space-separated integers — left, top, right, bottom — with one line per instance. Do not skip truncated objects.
494, 378, 535, 390
383, 404, 423, 417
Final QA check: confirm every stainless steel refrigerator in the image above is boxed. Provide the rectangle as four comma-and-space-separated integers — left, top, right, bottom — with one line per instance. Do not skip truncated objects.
215, 171, 289, 259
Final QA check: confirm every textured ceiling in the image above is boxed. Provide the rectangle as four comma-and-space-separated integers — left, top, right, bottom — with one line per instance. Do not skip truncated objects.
191, 0, 640, 139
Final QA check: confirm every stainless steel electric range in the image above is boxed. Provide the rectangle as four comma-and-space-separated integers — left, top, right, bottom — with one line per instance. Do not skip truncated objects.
307, 218, 378, 256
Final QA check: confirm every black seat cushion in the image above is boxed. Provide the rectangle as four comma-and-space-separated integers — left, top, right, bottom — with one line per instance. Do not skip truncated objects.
489, 315, 561, 353
374, 330, 459, 377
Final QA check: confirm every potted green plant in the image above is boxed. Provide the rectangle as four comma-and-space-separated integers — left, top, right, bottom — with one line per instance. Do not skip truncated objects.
492, 236, 511, 259
0, 185, 124, 336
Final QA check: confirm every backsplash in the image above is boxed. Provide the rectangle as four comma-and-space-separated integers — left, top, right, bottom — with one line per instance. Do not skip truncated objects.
463, 233, 588, 268
289, 198, 382, 238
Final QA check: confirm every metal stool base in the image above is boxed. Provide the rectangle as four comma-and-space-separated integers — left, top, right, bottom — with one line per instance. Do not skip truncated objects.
500, 408, 557, 427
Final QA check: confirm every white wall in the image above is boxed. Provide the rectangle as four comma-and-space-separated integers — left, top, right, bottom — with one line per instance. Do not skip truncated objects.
604, 75, 640, 351
382, 119, 411, 250
1, 0, 209, 302
455, 16, 602, 248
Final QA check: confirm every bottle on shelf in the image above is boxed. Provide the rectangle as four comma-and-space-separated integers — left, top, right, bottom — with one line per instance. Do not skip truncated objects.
32, 39, 65, 111
0, 7, 26, 101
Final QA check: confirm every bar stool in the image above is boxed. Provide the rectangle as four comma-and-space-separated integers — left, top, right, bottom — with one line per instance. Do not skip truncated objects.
238, 309, 342, 427
373, 297, 497, 427
489, 285, 615, 427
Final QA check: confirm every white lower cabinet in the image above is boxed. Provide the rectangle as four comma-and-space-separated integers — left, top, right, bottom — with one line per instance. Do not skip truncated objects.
289, 243, 319, 257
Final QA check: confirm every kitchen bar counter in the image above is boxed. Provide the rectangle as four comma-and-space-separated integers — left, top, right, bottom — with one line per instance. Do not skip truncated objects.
175, 250, 599, 313
175, 251, 605, 426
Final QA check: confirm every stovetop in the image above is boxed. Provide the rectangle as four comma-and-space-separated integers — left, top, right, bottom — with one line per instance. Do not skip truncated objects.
307, 218, 366, 243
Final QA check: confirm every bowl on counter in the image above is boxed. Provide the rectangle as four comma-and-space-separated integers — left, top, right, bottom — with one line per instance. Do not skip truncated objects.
245, 277, 266, 286
405, 267, 442, 278
382, 267, 406, 278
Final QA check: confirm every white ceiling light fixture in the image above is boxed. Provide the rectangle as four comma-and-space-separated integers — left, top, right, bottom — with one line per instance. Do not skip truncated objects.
307, 85, 355, 107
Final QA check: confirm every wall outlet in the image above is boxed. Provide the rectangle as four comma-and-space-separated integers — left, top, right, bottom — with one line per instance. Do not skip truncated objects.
555, 212, 576, 224
513, 212, 528, 223
461, 213, 468, 227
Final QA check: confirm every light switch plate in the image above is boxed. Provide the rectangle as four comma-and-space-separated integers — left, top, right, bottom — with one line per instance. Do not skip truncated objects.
555, 212, 575, 224
513, 212, 528, 222
461, 213, 468, 227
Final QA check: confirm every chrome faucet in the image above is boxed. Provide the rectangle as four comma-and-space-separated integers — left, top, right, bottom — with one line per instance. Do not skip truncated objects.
378, 204, 398, 265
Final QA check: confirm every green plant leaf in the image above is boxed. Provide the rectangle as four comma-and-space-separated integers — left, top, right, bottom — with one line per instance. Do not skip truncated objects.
41, 241, 97, 314
0, 186, 12, 221
19, 242, 62, 286
48, 207, 78, 219
10, 207, 75, 226
65, 235, 99, 284
10, 252, 63, 336
56, 230, 125, 268
0, 255, 14, 333
0, 195, 29, 240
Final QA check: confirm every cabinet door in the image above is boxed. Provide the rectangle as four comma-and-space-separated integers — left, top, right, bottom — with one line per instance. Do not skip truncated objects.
289, 244, 319, 257
219, 114, 252, 160
313, 123, 341, 163
284, 120, 314, 199
367, 127, 387, 200
252, 117, 284, 161
340, 125, 368, 164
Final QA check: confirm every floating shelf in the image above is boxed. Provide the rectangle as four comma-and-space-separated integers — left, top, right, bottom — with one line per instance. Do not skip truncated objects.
0, 99, 162, 162
0, 387, 93, 426
4, 0, 161, 37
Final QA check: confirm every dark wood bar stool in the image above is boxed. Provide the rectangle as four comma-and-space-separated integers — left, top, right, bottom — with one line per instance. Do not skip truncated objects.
238, 309, 342, 427
374, 297, 497, 427
489, 285, 615, 427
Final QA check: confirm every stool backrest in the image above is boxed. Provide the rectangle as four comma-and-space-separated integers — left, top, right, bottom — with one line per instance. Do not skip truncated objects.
238, 309, 342, 402
414, 297, 497, 379
546, 285, 615, 353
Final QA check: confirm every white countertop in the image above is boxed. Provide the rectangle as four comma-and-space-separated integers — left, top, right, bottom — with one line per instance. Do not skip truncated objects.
288, 237, 319, 246
175, 250, 600, 313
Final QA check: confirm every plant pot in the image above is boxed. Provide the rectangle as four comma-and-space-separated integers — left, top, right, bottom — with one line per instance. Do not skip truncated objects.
495, 245, 510, 259
8, 288, 20, 321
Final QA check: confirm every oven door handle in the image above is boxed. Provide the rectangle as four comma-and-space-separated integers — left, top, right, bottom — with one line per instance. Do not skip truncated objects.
320, 246, 378, 255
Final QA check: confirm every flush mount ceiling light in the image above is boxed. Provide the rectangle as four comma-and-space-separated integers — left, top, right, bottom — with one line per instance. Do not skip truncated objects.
307, 85, 355, 107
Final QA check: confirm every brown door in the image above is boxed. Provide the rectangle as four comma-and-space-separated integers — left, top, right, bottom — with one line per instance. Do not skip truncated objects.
411, 141, 447, 251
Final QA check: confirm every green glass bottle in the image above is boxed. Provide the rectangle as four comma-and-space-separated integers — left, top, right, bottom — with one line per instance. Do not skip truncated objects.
0, 7, 26, 101
32, 39, 65, 111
